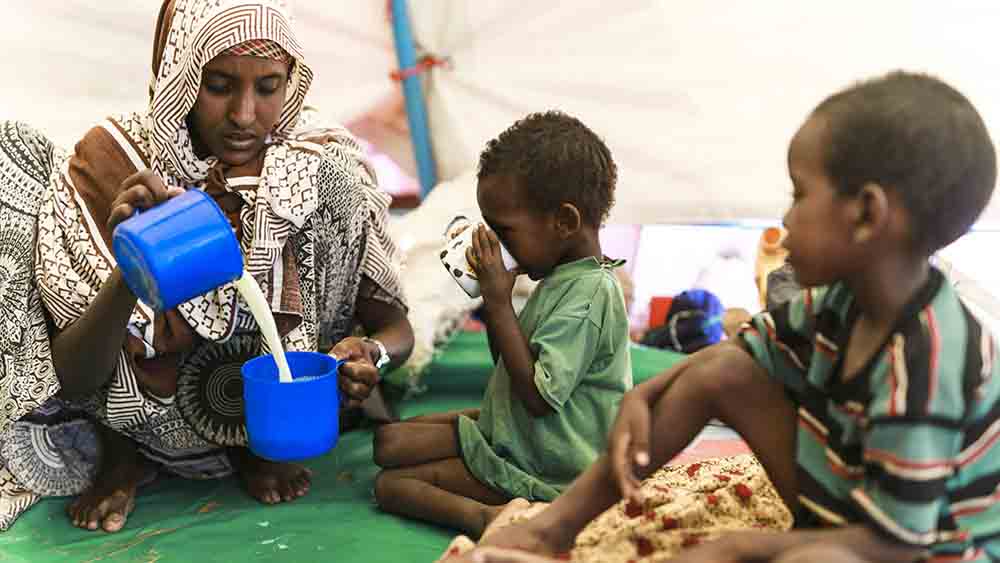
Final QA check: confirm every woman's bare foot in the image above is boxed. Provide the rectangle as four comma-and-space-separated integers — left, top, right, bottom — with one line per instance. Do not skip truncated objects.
67, 428, 155, 533
229, 448, 312, 504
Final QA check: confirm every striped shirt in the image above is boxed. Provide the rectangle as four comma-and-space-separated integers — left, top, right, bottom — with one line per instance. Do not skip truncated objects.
740, 268, 1000, 562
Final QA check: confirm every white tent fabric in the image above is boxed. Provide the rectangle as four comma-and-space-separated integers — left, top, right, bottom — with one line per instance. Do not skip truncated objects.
5, 1, 1000, 226
7, 1, 1000, 378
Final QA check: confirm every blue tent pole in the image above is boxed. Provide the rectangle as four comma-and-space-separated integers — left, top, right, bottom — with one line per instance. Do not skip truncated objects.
390, 0, 438, 198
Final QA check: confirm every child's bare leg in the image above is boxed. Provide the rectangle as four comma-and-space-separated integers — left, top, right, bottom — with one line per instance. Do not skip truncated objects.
481, 345, 798, 553
374, 421, 460, 468
375, 457, 509, 537
406, 408, 480, 425
774, 543, 871, 563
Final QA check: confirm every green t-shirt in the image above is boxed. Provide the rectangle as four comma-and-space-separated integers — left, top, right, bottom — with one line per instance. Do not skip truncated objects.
457, 257, 633, 501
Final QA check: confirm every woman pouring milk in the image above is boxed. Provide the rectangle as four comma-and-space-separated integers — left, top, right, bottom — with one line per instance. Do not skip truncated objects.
0, 0, 412, 533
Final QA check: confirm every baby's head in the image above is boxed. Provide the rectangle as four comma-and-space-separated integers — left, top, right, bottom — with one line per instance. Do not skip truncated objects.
783, 71, 996, 287
476, 111, 616, 279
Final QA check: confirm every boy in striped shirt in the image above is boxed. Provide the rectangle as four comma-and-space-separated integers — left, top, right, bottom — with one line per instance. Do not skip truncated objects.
474, 72, 1000, 562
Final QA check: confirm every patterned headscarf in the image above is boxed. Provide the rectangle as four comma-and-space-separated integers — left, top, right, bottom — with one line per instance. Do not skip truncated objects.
147, 0, 313, 184
220, 39, 293, 63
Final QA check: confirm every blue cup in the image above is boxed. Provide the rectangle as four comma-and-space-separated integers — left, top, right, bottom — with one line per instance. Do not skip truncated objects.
242, 351, 343, 462
112, 189, 243, 311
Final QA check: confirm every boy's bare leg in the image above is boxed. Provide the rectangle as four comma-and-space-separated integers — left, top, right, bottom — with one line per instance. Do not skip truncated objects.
480, 346, 798, 554
375, 457, 509, 537
68, 424, 155, 533
374, 421, 462, 468
774, 543, 871, 563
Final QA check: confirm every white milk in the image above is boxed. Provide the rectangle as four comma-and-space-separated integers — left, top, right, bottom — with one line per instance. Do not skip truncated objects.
234, 272, 294, 383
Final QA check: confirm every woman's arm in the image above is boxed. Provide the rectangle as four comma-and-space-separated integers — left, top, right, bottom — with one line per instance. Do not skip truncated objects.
330, 278, 415, 408
355, 292, 414, 373
52, 170, 183, 397
51, 269, 137, 397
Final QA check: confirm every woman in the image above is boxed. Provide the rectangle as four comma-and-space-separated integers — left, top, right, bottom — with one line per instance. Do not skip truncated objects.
0, 0, 413, 533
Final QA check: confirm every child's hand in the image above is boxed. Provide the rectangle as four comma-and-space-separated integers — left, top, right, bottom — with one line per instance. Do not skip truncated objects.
467, 225, 521, 306
608, 391, 653, 506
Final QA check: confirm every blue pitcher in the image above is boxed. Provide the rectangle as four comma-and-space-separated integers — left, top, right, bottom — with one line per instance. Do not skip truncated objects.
112, 189, 243, 311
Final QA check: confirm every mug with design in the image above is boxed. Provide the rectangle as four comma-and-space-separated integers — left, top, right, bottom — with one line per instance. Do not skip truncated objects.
439, 216, 518, 298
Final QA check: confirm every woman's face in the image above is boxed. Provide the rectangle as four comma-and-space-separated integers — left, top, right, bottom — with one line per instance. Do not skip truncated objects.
188, 54, 289, 167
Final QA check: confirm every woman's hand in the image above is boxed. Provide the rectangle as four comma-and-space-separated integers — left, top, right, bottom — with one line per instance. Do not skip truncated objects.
330, 336, 381, 409
608, 390, 654, 506
467, 225, 521, 306
107, 169, 185, 232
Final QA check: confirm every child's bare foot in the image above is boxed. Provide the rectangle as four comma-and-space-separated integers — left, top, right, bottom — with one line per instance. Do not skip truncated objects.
229, 448, 312, 504
436, 535, 477, 562
67, 431, 154, 533
482, 498, 536, 538
479, 514, 574, 556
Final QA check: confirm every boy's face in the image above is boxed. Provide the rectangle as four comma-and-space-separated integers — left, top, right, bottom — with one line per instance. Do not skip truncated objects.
782, 116, 864, 287
477, 175, 561, 281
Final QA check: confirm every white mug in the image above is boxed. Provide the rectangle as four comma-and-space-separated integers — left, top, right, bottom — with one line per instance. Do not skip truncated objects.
440, 220, 518, 298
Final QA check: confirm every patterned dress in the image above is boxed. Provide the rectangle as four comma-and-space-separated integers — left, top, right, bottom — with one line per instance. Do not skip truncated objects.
0, 0, 406, 531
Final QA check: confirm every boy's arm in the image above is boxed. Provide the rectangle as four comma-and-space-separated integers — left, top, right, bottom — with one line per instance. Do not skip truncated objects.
481, 306, 500, 365
482, 299, 553, 417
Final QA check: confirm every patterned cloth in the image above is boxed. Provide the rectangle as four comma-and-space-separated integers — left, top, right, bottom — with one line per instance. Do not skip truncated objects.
740, 268, 1000, 562
221, 39, 293, 63
0, 121, 87, 531
0, 0, 405, 531
438, 455, 793, 562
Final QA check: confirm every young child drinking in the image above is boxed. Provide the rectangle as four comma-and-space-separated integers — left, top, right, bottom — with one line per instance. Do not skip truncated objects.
473, 72, 1000, 562
372, 111, 633, 537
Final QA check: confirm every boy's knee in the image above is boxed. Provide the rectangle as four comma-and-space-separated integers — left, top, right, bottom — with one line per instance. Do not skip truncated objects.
373, 424, 403, 468
681, 345, 749, 394
683, 344, 767, 398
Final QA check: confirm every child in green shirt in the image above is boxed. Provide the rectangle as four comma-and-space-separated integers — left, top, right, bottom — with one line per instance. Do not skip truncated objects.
372, 111, 633, 537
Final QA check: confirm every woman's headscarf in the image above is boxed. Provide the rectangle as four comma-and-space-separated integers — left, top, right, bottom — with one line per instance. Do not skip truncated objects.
147, 0, 313, 184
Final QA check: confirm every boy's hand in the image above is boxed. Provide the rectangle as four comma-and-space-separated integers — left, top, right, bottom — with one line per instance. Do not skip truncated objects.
609, 390, 653, 506
467, 225, 522, 305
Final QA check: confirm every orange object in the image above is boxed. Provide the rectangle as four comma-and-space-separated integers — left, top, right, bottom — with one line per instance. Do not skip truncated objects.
754, 227, 788, 309
649, 296, 674, 329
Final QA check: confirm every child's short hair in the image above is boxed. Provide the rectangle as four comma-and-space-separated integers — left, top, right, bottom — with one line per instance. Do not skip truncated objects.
814, 71, 996, 253
477, 111, 616, 227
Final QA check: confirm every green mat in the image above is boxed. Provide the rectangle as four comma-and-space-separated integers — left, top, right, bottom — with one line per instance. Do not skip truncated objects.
0, 332, 683, 563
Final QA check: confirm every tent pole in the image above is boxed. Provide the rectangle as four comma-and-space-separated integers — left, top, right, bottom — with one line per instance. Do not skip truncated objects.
390, 0, 438, 198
